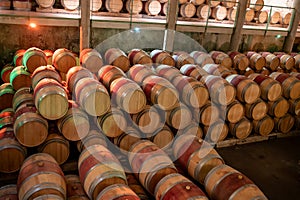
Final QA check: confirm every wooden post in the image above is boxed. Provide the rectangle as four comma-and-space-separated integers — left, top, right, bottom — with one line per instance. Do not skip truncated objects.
80, 0, 91, 52
229, 0, 248, 51
163, 0, 179, 52
283, 0, 300, 53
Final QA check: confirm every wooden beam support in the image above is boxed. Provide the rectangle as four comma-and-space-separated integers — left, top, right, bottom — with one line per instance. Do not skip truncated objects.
229, 0, 248, 51
283, 0, 300, 53
163, 0, 179, 52
80, 0, 90, 51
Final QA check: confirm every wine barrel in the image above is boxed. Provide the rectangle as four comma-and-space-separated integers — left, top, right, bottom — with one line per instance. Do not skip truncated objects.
127, 64, 156, 85
9, 65, 31, 91
34, 78, 69, 120
172, 74, 209, 108
96, 107, 127, 137
205, 164, 267, 200
61, 0, 79, 10
128, 49, 153, 65
223, 100, 245, 123
110, 77, 147, 114
131, 105, 164, 135
128, 140, 177, 194
1, 64, 14, 83
172, 51, 195, 69
177, 121, 203, 139
77, 129, 107, 152
98, 65, 127, 89
13, 49, 26, 66
31, 65, 62, 89
260, 52, 279, 71
197, 4, 211, 19
90, 0, 102, 11
144, 0, 161, 16
209, 51, 232, 69
80, 48, 103, 73
126, 171, 150, 200
57, 102, 90, 141
36, 0, 55, 8
0, 111, 14, 131
190, 0, 204, 6
180, 64, 208, 80
155, 173, 208, 200
166, 103, 192, 130
150, 50, 175, 67
246, 52, 266, 71
0, 0, 11, 10
66, 66, 94, 93
173, 134, 224, 185
78, 145, 127, 199
126, 0, 143, 14
255, 10, 268, 23
150, 125, 174, 150
269, 72, 300, 99
244, 98, 268, 120
38, 133, 70, 165
74, 77, 110, 116
211, 5, 227, 21
276, 53, 295, 71
268, 97, 289, 118
65, 175, 89, 200
279, 12, 291, 25
226, 74, 261, 104
229, 117, 253, 139
142, 75, 179, 110
194, 101, 219, 126
245, 8, 255, 22
114, 127, 142, 153
22, 47, 47, 73
206, 0, 220, 7
270, 11, 281, 24
248, 73, 282, 101
249, 0, 264, 11
227, 7, 237, 21
203, 119, 229, 143
105, 0, 123, 12
96, 184, 140, 200
202, 63, 233, 78
12, 0, 32, 11
290, 72, 300, 80
190, 51, 214, 67
52, 48, 77, 73
156, 64, 181, 82
274, 113, 295, 134
293, 54, 300, 70
17, 153, 66, 200
0, 128, 27, 173
289, 98, 300, 116
228, 51, 249, 71
201, 75, 236, 106
0, 83, 14, 111
180, 2, 196, 18
104, 48, 130, 72
0, 185, 18, 200
161, 2, 168, 15
43, 49, 53, 65
253, 115, 274, 136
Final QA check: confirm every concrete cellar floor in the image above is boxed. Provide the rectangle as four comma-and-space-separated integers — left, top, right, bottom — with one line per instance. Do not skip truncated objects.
217, 136, 300, 200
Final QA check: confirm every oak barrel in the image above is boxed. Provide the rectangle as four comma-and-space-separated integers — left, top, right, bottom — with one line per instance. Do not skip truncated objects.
268, 96, 289, 118
270, 11, 281, 24
31, 65, 62, 89
246, 51, 266, 71
80, 48, 103, 73
197, 4, 211, 19
1, 64, 14, 83
227, 7, 237, 21
9, 65, 31, 91
190, 0, 204, 5
206, 0, 220, 7
13, 0, 32, 11
126, 0, 143, 14
144, 0, 161, 16
13, 49, 26, 66
96, 184, 140, 200
229, 117, 253, 139
0, 83, 14, 111
77, 129, 107, 152
66, 66, 95, 93
211, 5, 227, 21
156, 65, 181, 82
274, 113, 295, 134
150, 125, 174, 150
172, 51, 195, 69
223, 100, 245, 123
98, 65, 127, 89
105, 0, 123, 12
289, 98, 300, 116
90, 0, 102, 11
244, 98, 268, 121
228, 51, 249, 71
276, 53, 295, 71
255, 10, 268, 23
260, 52, 279, 71
127, 64, 156, 85
202, 63, 233, 78
253, 115, 274, 136
114, 127, 142, 153
0, 185, 18, 200
221, 0, 235, 8
104, 48, 130, 72
190, 51, 214, 67
245, 8, 255, 22
203, 120, 229, 143
279, 12, 291, 25
150, 50, 175, 67
180, 64, 208, 80
166, 103, 192, 130
36, 0, 55, 8
52, 48, 77, 73
65, 175, 89, 200
248, 0, 264, 11
61, 0, 79, 10
194, 101, 219, 126
128, 49, 153, 65
22, 47, 47, 73
180, 2, 196, 18
0, 0, 11, 10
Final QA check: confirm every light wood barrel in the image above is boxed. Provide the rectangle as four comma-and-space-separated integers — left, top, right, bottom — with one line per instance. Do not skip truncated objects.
17, 153, 66, 200
201, 75, 236, 106
177, 121, 203, 139
244, 98, 268, 121
38, 133, 70, 165
66, 66, 95, 93
31, 65, 62, 89
180, 64, 208, 80
150, 50, 175, 67
52, 48, 77, 73
0, 0, 11, 10
34, 78, 69, 120
222, 0, 235, 8
203, 63, 233, 78
1, 64, 14, 83
279, 12, 291, 25
227, 7, 237, 21
269, 72, 300, 99
128, 140, 177, 194
98, 65, 127, 89
190, 0, 205, 5
209, 51, 232, 69
128, 49, 153, 65
114, 127, 142, 153
156, 64, 181, 82
65, 175, 89, 200
172, 74, 209, 108
77, 129, 108, 152
206, 0, 220, 7
110, 77, 147, 114
224, 100, 245, 123
142, 75, 179, 111
90, 0, 102, 11
13, 49, 26, 66
131, 104, 164, 135
270, 11, 281, 24
225, 74, 261, 104
268, 97, 289, 118
276, 53, 295, 71
193, 101, 219, 126
249, 0, 264, 11
155, 173, 208, 200
144, 0, 162, 16
126, 171, 150, 200
255, 10, 268, 23
253, 115, 274, 136
229, 117, 253, 139
61, 0, 79, 10
293, 54, 300, 70
9, 65, 31, 91
78, 145, 127, 199
44, 49, 53, 65
80, 48, 103, 73
228, 51, 249, 71
0, 185, 18, 200
274, 113, 295, 134
290, 72, 300, 81
126, 0, 143, 14
104, 48, 130, 72
246, 52, 266, 71
289, 98, 300, 116
197, 4, 211, 19
161, 2, 168, 15
211, 5, 227, 21
96, 184, 140, 200
57, 103, 90, 141
0, 83, 14, 111
105, 0, 123, 12
127, 64, 156, 85
180, 2, 196, 18
245, 8, 255, 22
172, 51, 195, 69
204, 164, 267, 200
260, 52, 279, 71
248, 73, 282, 101
36, 0, 55, 8
150, 125, 174, 150
190, 51, 214, 67
0, 128, 27, 173
166, 103, 192, 130
12, 0, 32, 11
96, 107, 127, 137
203, 119, 229, 143
75, 77, 110, 116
